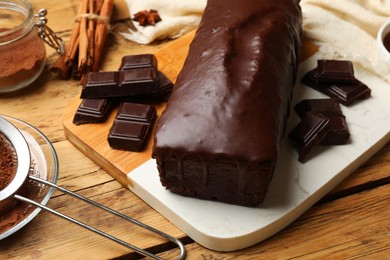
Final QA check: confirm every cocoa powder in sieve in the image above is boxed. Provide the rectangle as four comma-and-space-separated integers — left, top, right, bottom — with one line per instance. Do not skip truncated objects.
0, 132, 44, 234
0, 132, 17, 191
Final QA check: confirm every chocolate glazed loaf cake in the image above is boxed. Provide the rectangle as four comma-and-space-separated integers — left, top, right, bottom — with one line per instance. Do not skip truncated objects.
153, 0, 302, 206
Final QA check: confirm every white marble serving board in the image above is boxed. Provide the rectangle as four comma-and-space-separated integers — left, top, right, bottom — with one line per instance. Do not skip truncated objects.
127, 55, 390, 252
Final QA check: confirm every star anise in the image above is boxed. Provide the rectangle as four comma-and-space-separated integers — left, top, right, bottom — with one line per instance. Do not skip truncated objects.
133, 9, 162, 26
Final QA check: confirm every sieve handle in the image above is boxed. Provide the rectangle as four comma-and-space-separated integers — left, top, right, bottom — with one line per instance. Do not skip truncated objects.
13, 175, 186, 260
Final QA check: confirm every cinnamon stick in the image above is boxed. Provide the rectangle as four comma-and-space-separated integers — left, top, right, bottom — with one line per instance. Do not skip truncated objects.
79, 0, 95, 73
78, 0, 89, 71
51, 0, 113, 81
64, 1, 83, 66
50, 45, 70, 79
93, 0, 114, 72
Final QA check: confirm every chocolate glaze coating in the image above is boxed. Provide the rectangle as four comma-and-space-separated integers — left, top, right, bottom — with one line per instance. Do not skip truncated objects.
153, 0, 302, 205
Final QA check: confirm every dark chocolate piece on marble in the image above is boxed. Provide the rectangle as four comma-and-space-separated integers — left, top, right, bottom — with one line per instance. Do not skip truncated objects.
301, 69, 371, 106
289, 112, 330, 162
301, 68, 322, 88
73, 98, 114, 125
317, 60, 356, 84
108, 103, 157, 152
320, 114, 350, 145
294, 99, 350, 146
324, 80, 371, 106
294, 98, 342, 118
118, 54, 158, 71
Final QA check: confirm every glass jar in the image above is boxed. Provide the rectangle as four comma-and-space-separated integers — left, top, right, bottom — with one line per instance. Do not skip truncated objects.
0, 0, 46, 93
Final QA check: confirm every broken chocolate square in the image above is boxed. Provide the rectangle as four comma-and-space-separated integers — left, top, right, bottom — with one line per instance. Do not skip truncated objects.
107, 103, 157, 152
317, 60, 356, 84
294, 98, 342, 118
289, 112, 330, 162
320, 114, 350, 145
301, 67, 371, 106
118, 54, 158, 71
81, 68, 159, 99
294, 99, 350, 145
73, 99, 115, 125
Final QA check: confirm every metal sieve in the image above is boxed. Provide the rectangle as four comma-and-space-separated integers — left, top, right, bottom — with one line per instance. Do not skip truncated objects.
0, 116, 185, 260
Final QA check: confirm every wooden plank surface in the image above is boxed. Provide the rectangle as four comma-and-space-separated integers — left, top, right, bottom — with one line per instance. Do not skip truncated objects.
0, 0, 389, 259
157, 183, 390, 259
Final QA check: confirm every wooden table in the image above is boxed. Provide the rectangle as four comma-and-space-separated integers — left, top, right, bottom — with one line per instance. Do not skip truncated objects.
1, 0, 389, 259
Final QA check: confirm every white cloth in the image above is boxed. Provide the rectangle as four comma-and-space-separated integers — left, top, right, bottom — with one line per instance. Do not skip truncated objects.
120, 0, 390, 81
301, 0, 390, 82
120, 0, 206, 44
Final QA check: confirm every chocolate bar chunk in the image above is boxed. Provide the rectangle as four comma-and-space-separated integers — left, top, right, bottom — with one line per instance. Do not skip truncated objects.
320, 114, 350, 145
155, 72, 174, 101
118, 68, 159, 94
301, 68, 321, 87
120, 72, 174, 103
118, 54, 172, 102
108, 103, 157, 152
294, 99, 350, 145
118, 54, 158, 71
158, 72, 174, 93
301, 68, 371, 106
81, 68, 159, 99
289, 112, 330, 162
325, 81, 371, 106
73, 99, 114, 125
84, 71, 118, 88
294, 98, 342, 118
317, 60, 356, 84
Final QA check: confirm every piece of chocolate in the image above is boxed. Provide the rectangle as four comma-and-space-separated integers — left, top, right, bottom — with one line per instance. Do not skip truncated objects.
155, 72, 174, 101
294, 98, 342, 118
325, 81, 371, 106
289, 112, 330, 162
73, 99, 114, 125
301, 68, 371, 106
84, 71, 118, 88
317, 60, 356, 84
118, 54, 158, 71
108, 103, 157, 152
301, 68, 321, 87
80, 71, 119, 98
157, 71, 174, 93
81, 68, 159, 99
119, 71, 174, 103
118, 68, 159, 94
294, 99, 350, 145
320, 114, 350, 145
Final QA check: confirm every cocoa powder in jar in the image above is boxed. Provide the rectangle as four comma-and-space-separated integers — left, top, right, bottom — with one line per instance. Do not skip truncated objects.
0, 0, 46, 93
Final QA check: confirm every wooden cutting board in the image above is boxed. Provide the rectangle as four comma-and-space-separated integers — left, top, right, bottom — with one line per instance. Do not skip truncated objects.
62, 31, 194, 187
63, 31, 317, 188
